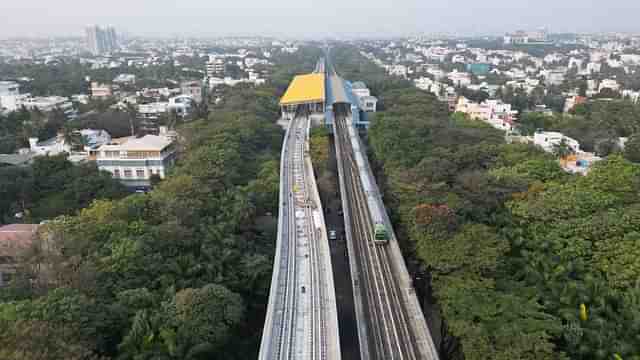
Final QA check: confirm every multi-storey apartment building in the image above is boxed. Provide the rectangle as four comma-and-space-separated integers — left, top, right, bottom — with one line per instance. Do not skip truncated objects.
93, 134, 176, 189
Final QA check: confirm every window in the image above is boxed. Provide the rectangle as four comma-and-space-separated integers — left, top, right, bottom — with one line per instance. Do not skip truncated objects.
136, 169, 145, 178
113, 169, 121, 178
124, 169, 132, 178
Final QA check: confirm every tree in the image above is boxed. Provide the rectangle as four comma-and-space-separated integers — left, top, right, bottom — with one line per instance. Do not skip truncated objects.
623, 133, 640, 163
0, 154, 126, 223
170, 284, 245, 357
0, 46, 311, 360
0, 288, 109, 360
552, 138, 574, 159
506, 156, 640, 359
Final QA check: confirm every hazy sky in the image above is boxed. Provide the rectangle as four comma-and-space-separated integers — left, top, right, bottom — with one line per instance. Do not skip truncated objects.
1, 0, 639, 38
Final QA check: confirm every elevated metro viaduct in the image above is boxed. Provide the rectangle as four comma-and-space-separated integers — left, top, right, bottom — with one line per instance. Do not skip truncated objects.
279, 58, 370, 131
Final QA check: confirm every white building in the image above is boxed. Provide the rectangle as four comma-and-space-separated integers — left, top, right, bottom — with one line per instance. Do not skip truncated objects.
351, 81, 371, 98
91, 82, 113, 99
350, 81, 377, 113
244, 57, 269, 68
27, 129, 111, 158
414, 76, 432, 89
586, 62, 602, 74
137, 95, 194, 120
0, 81, 21, 111
6, 96, 78, 119
622, 90, 640, 103
94, 134, 176, 188
0, 81, 20, 96
455, 97, 517, 131
28, 135, 70, 157
504, 68, 527, 79
544, 70, 566, 86
387, 65, 408, 77
359, 96, 378, 112
620, 54, 640, 65
598, 79, 620, 92
138, 102, 169, 120
447, 70, 472, 87
113, 74, 136, 85
533, 131, 580, 153
72, 94, 90, 104
206, 58, 225, 78
208, 76, 264, 89
168, 95, 194, 117
427, 68, 446, 80
568, 57, 583, 69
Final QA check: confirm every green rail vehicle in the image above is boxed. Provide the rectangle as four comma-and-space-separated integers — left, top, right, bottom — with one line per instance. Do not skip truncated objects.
374, 223, 389, 244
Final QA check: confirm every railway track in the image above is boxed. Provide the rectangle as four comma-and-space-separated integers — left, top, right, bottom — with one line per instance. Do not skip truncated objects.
260, 115, 340, 360
334, 114, 425, 360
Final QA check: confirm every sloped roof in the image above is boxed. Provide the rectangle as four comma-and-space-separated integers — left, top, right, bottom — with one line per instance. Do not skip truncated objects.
0, 224, 38, 257
280, 73, 325, 106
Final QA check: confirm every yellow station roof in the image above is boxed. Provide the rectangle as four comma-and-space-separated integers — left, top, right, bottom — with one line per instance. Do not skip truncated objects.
280, 73, 325, 106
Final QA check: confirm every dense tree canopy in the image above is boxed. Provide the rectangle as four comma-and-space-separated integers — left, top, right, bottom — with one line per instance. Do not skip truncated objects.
0, 154, 128, 224
334, 45, 640, 360
0, 69, 287, 359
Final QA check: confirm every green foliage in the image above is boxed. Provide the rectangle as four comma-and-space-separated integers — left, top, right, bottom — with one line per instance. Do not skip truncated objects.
0, 62, 89, 97
0, 154, 128, 224
329, 45, 412, 97
506, 156, 640, 358
339, 42, 640, 360
368, 104, 566, 359
309, 126, 330, 174
119, 284, 244, 359
0, 107, 69, 153
518, 112, 560, 135
354, 47, 577, 358
75, 109, 139, 138
0, 74, 289, 358
623, 133, 640, 163
0, 48, 322, 357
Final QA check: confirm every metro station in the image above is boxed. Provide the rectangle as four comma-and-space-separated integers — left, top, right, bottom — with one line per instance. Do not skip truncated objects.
279, 59, 375, 130
279, 73, 325, 120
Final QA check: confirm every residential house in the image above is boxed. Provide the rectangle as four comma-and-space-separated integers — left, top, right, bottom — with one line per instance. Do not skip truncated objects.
455, 97, 517, 131
113, 74, 136, 85
447, 70, 472, 87
94, 133, 176, 188
533, 131, 581, 153
598, 79, 620, 92
91, 82, 113, 99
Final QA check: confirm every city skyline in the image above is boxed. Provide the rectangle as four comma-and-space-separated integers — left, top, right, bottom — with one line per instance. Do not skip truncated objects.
2, 0, 640, 38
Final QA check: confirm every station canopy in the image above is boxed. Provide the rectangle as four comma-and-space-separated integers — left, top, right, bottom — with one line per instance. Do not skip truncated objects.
279, 73, 325, 106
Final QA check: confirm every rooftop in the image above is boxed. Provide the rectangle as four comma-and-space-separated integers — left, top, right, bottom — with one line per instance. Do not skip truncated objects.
98, 135, 173, 152
280, 73, 325, 106
0, 224, 39, 257
351, 81, 368, 89
0, 153, 36, 166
